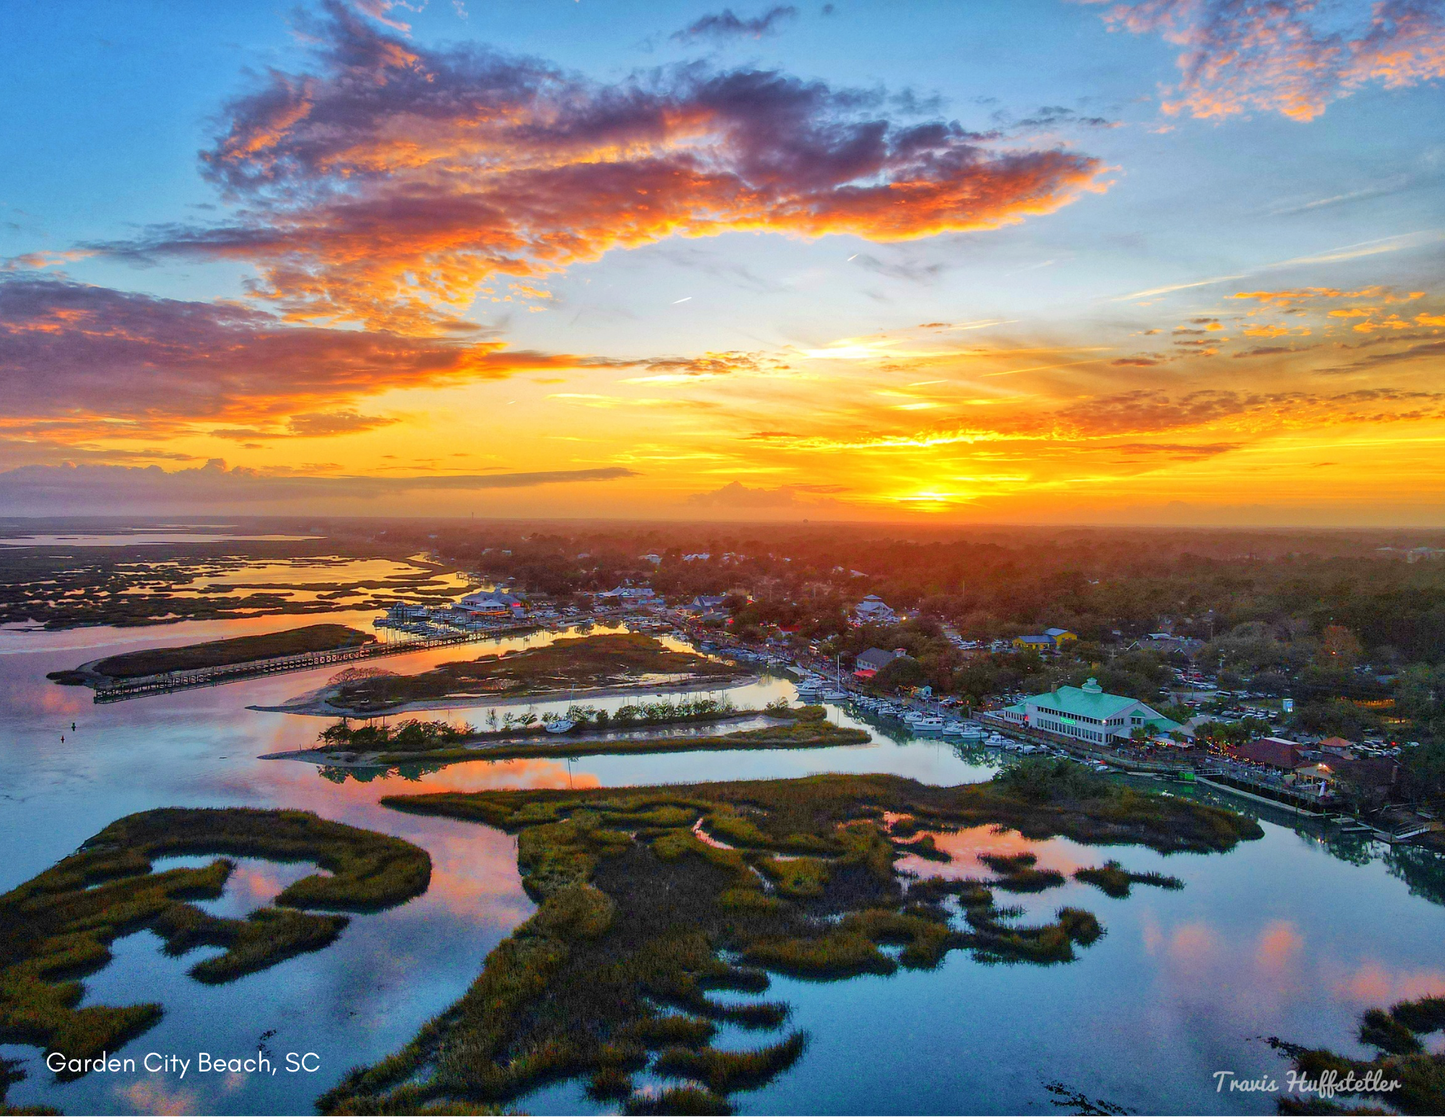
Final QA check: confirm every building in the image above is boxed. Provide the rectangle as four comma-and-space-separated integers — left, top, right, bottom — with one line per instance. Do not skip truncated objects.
1044, 627, 1078, 646
596, 586, 657, 609
1012, 635, 1056, 652
853, 595, 896, 624
854, 647, 905, 679
1234, 737, 1305, 770
457, 590, 526, 619
688, 594, 729, 613
1001, 678, 1181, 746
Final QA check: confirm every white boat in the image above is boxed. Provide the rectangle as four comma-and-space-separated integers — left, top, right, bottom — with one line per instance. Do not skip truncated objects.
906, 714, 947, 733
985, 732, 1010, 748
545, 719, 576, 734
960, 724, 986, 742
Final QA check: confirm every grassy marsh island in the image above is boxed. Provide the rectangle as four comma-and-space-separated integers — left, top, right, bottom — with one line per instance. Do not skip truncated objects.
1073, 860, 1184, 898
279, 703, 869, 768
47, 623, 376, 686
320, 633, 744, 714
315, 762, 1260, 1115
1272, 993, 1445, 1114
0, 809, 430, 1073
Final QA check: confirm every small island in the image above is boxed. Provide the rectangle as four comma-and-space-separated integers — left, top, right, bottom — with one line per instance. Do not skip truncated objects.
267, 703, 871, 769
300, 632, 746, 715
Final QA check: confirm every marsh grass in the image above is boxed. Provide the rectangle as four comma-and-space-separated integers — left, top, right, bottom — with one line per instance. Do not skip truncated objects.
894, 834, 951, 862
333, 633, 740, 711
1074, 861, 1184, 899
653, 1032, 808, 1092
0, 809, 430, 1072
1276, 991, 1445, 1114
326, 767, 1258, 1114
979, 852, 1066, 893
1, 1053, 59, 1116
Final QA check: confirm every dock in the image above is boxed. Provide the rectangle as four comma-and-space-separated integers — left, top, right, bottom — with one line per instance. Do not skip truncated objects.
91, 622, 541, 703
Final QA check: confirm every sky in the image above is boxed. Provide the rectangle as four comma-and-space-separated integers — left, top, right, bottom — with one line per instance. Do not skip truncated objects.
1, 0, 1443, 525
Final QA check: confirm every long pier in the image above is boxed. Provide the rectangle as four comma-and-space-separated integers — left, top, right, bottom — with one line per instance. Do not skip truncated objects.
92, 622, 541, 703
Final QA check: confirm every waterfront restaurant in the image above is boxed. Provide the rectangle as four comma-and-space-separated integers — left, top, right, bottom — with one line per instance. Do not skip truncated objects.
1000, 678, 1181, 747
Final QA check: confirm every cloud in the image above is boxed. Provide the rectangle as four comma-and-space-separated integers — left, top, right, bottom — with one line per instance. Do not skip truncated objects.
211, 410, 399, 439
0, 276, 614, 427
1230, 285, 1424, 307
1323, 337, 1445, 373
0, 460, 639, 515
1088, 0, 1445, 121
687, 479, 830, 507
1054, 386, 1445, 435
100, 0, 1106, 334
1231, 345, 1294, 358
671, 6, 798, 43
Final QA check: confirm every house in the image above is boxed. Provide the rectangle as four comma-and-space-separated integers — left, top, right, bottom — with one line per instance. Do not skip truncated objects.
1319, 736, 1358, 758
853, 595, 896, 624
640, 553, 662, 565
1044, 627, 1078, 646
1235, 737, 1305, 770
688, 594, 729, 613
1013, 635, 1056, 652
1000, 678, 1181, 746
854, 647, 904, 678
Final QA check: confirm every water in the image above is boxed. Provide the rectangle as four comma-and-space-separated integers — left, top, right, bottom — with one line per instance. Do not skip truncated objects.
1, 612, 1442, 1114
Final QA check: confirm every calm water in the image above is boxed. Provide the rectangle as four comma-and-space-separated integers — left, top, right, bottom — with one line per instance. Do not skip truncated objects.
1, 609, 1443, 1115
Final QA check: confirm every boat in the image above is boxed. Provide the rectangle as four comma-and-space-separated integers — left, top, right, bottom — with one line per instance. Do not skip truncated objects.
985, 732, 1010, 748
959, 724, 986, 742
545, 718, 576, 734
905, 713, 946, 733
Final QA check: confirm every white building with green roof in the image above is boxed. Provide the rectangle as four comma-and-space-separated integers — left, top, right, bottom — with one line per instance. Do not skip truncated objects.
1001, 678, 1181, 746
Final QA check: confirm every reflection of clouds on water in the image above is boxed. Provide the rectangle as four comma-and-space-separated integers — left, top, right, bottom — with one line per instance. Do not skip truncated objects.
1255, 919, 1303, 973
0, 674, 85, 717
1332, 960, 1445, 1006
894, 823, 1087, 881
116, 1079, 199, 1116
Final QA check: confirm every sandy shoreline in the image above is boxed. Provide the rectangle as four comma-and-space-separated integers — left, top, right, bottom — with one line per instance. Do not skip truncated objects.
249, 672, 760, 718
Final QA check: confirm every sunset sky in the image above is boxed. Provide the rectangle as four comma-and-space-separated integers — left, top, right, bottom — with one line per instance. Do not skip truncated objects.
2, 0, 1443, 524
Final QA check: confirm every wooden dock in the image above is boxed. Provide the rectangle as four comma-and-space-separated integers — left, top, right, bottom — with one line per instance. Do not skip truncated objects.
92, 622, 541, 703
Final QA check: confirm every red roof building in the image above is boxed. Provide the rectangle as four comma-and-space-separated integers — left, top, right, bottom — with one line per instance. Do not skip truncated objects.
1235, 737, 1305, 770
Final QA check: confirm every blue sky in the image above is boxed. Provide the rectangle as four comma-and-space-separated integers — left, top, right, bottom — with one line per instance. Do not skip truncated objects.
1, 0, 1443, 521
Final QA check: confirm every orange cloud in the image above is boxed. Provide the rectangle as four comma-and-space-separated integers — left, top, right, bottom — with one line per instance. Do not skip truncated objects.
102, 0, 1107, 334
1090, 0, 1445, 121
0, 276, 628, 426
